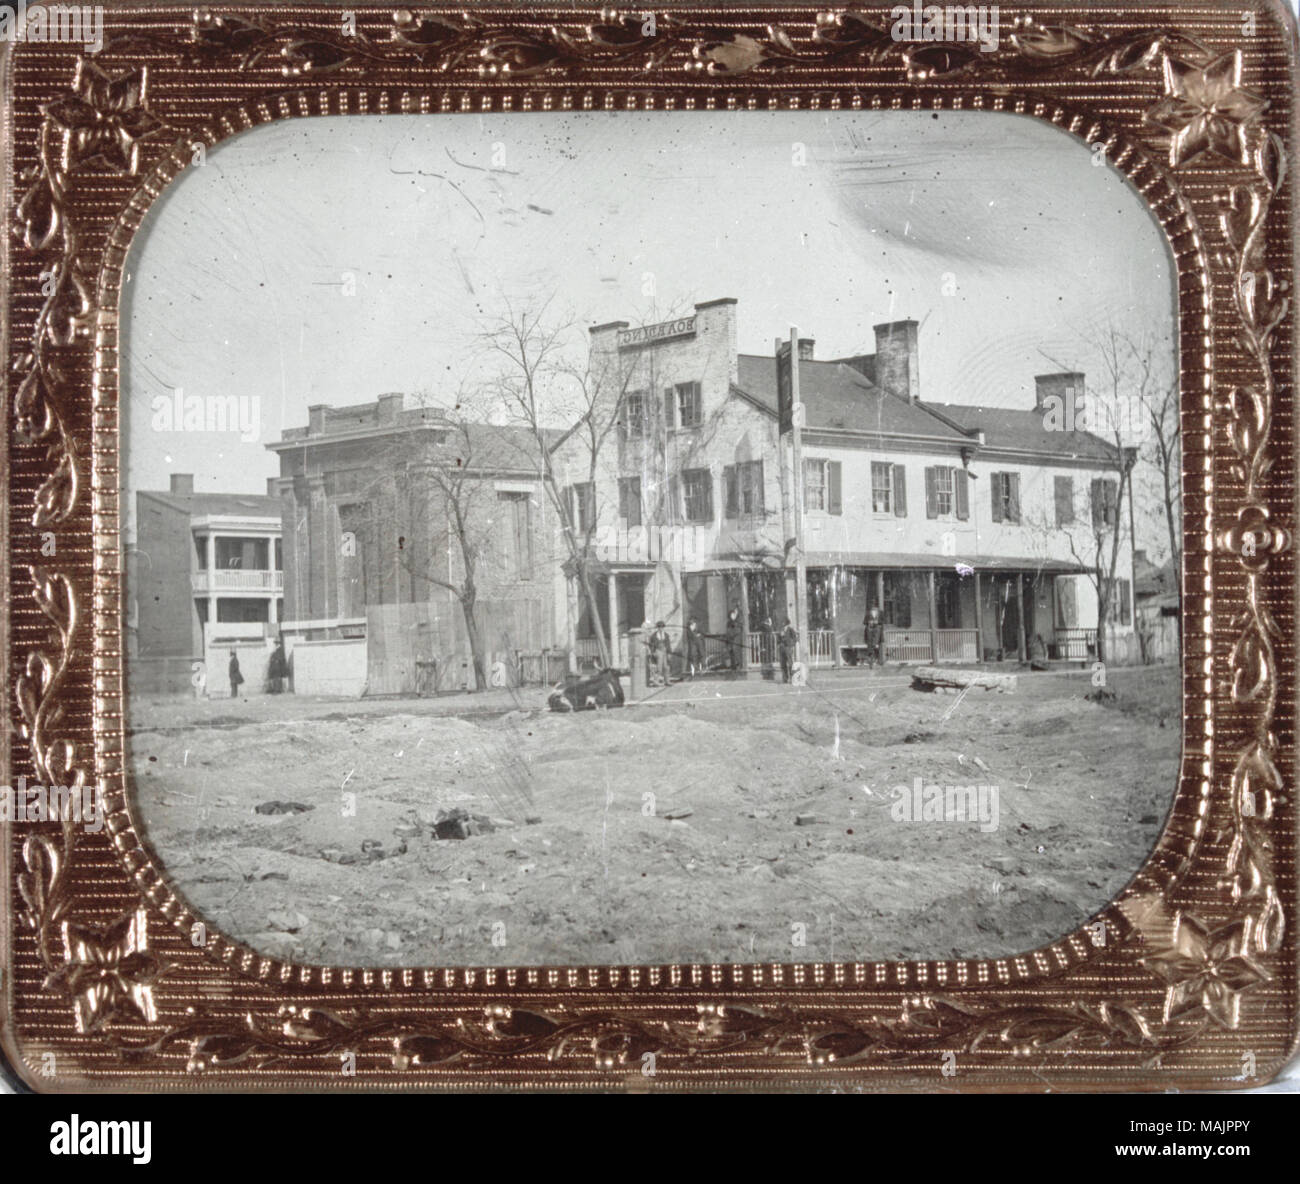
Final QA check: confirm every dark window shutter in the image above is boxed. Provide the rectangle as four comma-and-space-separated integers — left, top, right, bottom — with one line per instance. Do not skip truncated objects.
893, 464, 907, 517
827, 461, 842, 515
1008, 473, 1021, 524
703, 472, 714, 522
1091, 478, 1104, 528
1119, 578, 1131, 626
724, 466, 738, 517
990, 474, 1003, 523
754, 460, 766, 515
663, 388, 675, 430
924, 467, 938, 518
955, 469, 970, 520
1055, 476, 1073, 526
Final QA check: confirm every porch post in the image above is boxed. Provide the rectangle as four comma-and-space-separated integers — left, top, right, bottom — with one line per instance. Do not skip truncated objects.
875, 569, 884, 613
973, 569, 983, 662
927, 568, 938, 663
829, 567, 841, 667
739, 569, 751, 672
1017, 571, 1028, 661
606, 572, 620, 668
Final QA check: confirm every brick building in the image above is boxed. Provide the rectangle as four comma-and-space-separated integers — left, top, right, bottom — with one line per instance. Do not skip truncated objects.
129, 474, 283, 688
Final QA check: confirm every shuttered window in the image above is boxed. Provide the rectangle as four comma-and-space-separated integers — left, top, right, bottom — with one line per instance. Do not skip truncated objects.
991, 472, 1021, 524
1054, 475, 1075, 526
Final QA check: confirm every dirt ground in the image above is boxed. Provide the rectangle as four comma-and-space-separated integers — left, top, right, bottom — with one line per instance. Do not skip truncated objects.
127, 663, 1180, 967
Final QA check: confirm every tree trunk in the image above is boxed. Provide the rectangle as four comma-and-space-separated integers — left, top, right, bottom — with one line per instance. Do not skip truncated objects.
459, 590, 488, 691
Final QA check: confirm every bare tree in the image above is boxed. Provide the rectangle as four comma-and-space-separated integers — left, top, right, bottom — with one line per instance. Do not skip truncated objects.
478, 299, 628, 669
354, 400, 508, 691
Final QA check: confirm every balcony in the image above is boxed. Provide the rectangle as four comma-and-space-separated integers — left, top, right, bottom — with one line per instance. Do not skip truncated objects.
192, 569, 284, 594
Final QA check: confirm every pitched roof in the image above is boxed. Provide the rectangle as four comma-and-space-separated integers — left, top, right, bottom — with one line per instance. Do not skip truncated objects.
138, 491, 280, 519
734, 355, 970, 443
918, 402, 1122, 464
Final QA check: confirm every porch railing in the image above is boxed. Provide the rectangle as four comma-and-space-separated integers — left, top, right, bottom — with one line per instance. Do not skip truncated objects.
1051, 628, 1097, 661
880, 627, 980, 664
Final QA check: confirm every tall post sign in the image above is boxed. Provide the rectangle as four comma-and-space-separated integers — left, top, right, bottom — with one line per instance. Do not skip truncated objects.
776, 332, 809, 662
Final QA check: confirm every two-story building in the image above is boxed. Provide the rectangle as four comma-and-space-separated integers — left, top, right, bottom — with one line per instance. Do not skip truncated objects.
129, 474, 283, 691
562, 298, 1137, 667
268, 395, 565, 694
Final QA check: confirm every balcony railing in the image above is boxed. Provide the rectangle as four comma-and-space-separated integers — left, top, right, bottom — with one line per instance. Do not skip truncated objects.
192, 569, 284, 593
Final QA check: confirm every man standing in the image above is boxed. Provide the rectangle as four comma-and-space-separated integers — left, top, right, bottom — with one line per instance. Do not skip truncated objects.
778, 618, 799, 684
684, 616, 706, 678
724, 604, 743, 673
228, 650, 244, 700
267, 637, 288, 694
864, 605, 884, 669
647, 620, 672, 687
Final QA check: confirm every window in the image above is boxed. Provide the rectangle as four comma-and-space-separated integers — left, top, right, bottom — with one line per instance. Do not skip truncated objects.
990, 472, 1021, 524
618, 476, 642, 528
802, 459, 842, 515
1091, 477, 1119, 529
622, 390, 648, 439
724, 460, 765, 518
871, 462, 894, 514
674, 381, 702, 428
680, 468, 714, 523
924, 466, 954, 518
1054, 475, 1075, 526
568, 482, 596, 534
497, 491, 532, 580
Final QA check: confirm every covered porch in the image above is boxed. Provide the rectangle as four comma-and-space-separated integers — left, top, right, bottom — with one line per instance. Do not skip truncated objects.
804, 552, 1097, 666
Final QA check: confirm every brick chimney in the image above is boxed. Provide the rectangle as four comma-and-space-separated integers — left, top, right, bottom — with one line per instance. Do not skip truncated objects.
307, 405, 328, 435
797, 337, 815, 361
377, 393, 404, 423
873, 320, 919, 402
169, 473, 194, 495
1034, 372, 1086, 424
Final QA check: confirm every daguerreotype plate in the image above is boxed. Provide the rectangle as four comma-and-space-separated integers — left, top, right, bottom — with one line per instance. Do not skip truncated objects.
0, 0, 1296, 1093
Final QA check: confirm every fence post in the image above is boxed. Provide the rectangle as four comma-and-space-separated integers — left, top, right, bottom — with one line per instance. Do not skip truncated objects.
627, 628, 646, 701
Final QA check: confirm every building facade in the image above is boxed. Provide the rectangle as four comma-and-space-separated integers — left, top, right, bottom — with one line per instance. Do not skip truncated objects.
559, 298, 1138, 667
268, 395, 564, 694
129, 474, 283, 691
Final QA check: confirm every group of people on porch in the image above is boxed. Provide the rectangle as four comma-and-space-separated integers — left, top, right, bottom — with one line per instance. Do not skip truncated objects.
641, 603, 885, 686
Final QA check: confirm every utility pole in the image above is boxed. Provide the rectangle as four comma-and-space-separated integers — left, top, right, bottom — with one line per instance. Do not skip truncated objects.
789, 327, 809, 662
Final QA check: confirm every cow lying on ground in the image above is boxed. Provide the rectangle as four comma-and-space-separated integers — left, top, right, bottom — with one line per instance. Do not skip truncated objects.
547, 669, 625, 712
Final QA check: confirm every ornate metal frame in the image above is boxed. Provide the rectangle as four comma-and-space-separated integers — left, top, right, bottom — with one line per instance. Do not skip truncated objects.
1, 1, 1295, 1091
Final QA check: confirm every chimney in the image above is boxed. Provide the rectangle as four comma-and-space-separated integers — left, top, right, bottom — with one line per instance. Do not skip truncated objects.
169, 473, 194, 495
377, 393, 404, 423
873, 320, 919, 402
797, 337, 815, 361
307, 404, 327, 435
1034, 372, 1086, 425
267, 477, 280, 497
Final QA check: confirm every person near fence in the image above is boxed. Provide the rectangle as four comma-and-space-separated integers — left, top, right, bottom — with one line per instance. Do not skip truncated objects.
647, 621, 673, 687
758, 616, 777, 680
228, 650, 244, 700
725, 605, 743, 672
778, 619, 799, 684
267, 637, 288, 694
684, 616, 706, 678
864, 605, 884, 668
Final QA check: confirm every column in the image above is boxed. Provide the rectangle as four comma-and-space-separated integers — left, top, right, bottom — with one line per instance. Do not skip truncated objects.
829, 568, 841, 668
927, 568, 938, 663
973, 569, 983, 662
739, 569, 751, 672
1017, 571, 1028, 661
205, 532, 217, 639
606, 572, 620, 668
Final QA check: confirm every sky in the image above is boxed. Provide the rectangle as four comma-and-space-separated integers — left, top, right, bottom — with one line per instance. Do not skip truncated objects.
121, 108, 1177, 517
